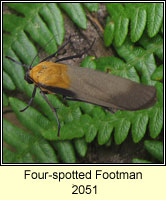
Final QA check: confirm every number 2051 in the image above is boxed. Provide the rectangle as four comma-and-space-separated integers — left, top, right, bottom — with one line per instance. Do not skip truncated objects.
72, 185, 97, 194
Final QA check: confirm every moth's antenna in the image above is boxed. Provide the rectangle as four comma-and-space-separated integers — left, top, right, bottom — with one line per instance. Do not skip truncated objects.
29, 36, 57, 70
40, 35, 73, 63
5, 56, 29, 70
29, 35, 74, 69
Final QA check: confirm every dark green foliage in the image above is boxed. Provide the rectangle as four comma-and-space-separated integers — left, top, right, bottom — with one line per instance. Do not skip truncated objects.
59, 3, 87, 29
3, 119, 58, 163
132, 140, 163, 163
74, 138, 88, 157
80, 56, 96, 69
3, 92, 8, 107
84, 3, 99, 12
3, 3, 163, 163
106, 3, 163, 46
104, 17, 115, 47
132, 158, 152, 164
53, 141, 76, 163
144, 140, 163, 162
3, 71, 15, 90
151, 65, 163, 81
106, 3, 129, 47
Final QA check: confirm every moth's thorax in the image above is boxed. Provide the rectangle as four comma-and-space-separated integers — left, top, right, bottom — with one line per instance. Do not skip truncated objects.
29, 61, 70, 89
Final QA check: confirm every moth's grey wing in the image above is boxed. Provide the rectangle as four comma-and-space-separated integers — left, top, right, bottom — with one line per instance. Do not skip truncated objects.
67, 66, 157, 111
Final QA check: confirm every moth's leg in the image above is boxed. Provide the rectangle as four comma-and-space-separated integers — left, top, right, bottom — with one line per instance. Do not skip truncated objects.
20, 85, 37, 112
40, 35, 73, 62
55, 39, 95, 63
40, 90, 61, 137
63, 96, 85, 103
103, 107, 116, 113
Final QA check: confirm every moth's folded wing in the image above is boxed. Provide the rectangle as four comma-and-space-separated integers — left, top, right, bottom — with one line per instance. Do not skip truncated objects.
68, 66, 157, 111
